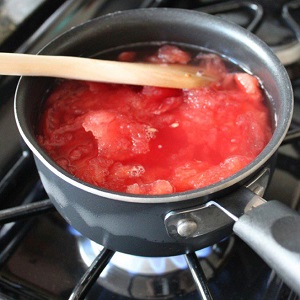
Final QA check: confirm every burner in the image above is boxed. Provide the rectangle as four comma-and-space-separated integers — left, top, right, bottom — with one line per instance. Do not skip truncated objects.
158, 0, 300, 65
78, 235, 234, 299
201, 1, 300, 65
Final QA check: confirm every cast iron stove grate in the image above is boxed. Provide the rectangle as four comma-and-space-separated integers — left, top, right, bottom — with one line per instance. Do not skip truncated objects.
1, 0, 300, 299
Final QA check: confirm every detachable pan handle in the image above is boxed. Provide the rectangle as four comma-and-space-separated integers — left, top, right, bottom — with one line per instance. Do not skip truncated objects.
232, 200, 300, 296
164, 179, 300, 295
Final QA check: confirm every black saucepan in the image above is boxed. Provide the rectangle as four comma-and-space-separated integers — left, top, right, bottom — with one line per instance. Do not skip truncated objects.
14, 8, 300, 294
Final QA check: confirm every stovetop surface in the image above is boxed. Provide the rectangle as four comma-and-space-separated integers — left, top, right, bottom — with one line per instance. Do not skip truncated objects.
0, 0, 300, 299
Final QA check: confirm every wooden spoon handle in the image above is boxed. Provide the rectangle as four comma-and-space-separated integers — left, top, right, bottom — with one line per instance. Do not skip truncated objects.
0, 52, 215, 89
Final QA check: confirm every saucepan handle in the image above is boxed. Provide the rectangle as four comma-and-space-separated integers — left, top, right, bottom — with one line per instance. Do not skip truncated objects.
233, 200, 300, 295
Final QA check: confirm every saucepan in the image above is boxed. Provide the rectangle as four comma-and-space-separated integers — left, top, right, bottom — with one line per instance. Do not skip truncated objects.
14, 8, 300, 294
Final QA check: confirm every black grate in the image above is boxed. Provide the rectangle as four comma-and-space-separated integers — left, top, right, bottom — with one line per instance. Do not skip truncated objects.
0, 1, 300, 299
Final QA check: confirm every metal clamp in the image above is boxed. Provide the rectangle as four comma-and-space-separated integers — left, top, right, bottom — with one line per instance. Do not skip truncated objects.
164, 201, 233, 240
164, 168, 269, 240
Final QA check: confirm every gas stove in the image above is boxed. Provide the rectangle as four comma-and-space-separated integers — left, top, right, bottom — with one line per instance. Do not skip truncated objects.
0, 0, 300, 299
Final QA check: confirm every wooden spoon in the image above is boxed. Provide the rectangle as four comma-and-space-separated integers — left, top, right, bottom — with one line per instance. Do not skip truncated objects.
0, 52, 216, 89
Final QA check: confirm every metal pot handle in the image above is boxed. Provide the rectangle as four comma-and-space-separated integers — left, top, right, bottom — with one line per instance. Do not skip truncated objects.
231, 199, 300, 296
205, 196, 300, 296
164, 165, 300, 295
165, 183, 300, 295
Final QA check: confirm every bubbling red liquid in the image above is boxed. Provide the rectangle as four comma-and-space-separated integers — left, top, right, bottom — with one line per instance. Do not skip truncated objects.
37, 45, 272, 195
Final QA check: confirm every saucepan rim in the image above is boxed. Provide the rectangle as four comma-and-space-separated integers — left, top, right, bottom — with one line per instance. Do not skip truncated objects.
14, 8, 293, 204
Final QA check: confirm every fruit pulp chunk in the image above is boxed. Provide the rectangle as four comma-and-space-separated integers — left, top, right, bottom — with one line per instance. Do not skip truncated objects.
37, 45, 272, 195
